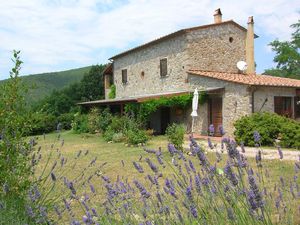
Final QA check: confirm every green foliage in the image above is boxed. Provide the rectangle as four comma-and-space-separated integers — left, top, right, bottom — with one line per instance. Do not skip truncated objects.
0, 66, 91, 105
71, 113, 89, 134
0, 51, 33, 198
165, 123, 185, 150
112, 132, 125, 143
32, 64, 105, 116
264, 20, 300, 79
126, 129, 148, 145
108, 84, 116, 99
57, 112, 74, 130
125, 93, 208, 125
80, 65, 105, 101
98, 108, 113, 133
87, 108, 101, 134
234, 112, 300, 148
29, 112, 57, 135
103, 116, 149, 144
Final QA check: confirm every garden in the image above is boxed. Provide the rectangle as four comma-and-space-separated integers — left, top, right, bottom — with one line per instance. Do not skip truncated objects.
0, 51, 300, 225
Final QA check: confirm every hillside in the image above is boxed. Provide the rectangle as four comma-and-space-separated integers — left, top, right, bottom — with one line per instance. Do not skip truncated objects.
1, 66, 92, 104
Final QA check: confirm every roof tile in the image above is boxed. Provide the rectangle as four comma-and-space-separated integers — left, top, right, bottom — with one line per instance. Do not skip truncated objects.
188, 69, 300, 88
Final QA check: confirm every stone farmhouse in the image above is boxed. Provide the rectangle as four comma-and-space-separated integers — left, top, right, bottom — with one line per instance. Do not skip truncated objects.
79, 9, 300, 136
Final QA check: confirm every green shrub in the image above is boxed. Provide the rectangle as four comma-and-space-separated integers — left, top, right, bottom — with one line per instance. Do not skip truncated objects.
102, 115, 149, 144
71, 113, 89, 134
166, 123, 185, 150
126, 129, 148, 145
31, 113, 57, 135
234, 112, 300, 148
103, 127, 115, 142
57, 113, 74, 130
99, 108, 113, 132
88, 108, 101, 134
112, 132, 125, 142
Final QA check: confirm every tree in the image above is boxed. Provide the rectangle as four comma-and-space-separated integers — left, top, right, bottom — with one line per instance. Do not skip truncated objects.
264, 20, 300, 79
80, 65, 105, 101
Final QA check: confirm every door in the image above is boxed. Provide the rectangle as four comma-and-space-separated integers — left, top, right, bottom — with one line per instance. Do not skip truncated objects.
161, 107, 170, 134
208, 97, 223, 136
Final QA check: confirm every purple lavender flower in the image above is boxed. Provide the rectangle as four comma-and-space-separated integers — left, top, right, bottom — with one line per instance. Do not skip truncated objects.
145, 158, 158, 173
224, 162, 238, 186
189, 160, 196, 173
194, 174, 202, 194
133, 161, 144, 173
278, 146, 283, 160
190, 205, 198, 218
186, 186, 193, 201
54, 205, 61, 219
253, 131, 261, 143
208, 124, 214, 136
168, 143, 177, 155
133, 180, 150, 198
248, 172, 264, 209
208, 138, 214, 149
90, 184, 96, 193
218, 125, 225, 136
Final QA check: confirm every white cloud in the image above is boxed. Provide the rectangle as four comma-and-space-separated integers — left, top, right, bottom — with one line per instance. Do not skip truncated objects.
0, 0, 299, 79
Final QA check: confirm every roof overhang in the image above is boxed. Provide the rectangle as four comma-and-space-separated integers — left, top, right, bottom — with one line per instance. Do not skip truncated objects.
78, 88, 224, 107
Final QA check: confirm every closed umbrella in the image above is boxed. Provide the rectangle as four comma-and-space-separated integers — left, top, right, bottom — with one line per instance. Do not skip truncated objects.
191, 88, 198, 134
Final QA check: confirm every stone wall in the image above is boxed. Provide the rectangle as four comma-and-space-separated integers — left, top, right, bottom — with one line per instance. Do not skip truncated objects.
186, 23, 246, 73
113, 35, 189, 98
188, 75, 252, 136
112, 23, 247, 99
253, 86, 296, 114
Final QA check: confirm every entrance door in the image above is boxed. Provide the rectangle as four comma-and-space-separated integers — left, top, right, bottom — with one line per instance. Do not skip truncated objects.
161, 107, 170, 134
208, 97, 223, 136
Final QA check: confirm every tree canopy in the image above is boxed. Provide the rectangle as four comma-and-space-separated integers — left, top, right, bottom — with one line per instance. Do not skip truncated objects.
33, 64, 105, 116
264, 20, 300, 79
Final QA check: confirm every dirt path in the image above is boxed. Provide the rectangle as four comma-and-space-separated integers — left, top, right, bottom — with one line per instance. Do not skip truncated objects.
184, 140, 300, 161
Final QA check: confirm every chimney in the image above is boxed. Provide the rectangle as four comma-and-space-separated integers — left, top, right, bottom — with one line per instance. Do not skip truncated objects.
246, 16, 255, 74
214, 8, 222, 23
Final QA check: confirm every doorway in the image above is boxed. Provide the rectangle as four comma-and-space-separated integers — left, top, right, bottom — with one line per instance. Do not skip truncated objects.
208, 97, 223, 136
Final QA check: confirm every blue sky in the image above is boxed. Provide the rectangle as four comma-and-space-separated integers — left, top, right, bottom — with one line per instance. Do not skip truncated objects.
0, 0, 299, 80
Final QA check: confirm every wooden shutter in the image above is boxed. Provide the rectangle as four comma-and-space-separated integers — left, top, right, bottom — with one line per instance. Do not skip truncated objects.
274, 96, 292, 118
160, 58, 167, 77
295, 96, 300, 118
122, 69, 127, 84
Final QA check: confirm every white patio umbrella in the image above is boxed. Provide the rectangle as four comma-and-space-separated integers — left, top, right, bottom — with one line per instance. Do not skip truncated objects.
191, 88, 199, 135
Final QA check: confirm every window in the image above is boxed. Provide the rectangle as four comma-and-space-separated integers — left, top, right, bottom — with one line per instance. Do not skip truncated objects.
122, 69, 127, 84
274, 96, 292, 118
160, 58, 168, 77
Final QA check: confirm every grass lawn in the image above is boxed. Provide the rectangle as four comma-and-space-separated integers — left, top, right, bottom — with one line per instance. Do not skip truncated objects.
32, 131, 299, 224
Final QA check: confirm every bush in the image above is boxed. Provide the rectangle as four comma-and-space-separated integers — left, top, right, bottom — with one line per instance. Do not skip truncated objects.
87, 108, 101, 134
112, 132, 125, 143
57, 113, 74, 130
71, 113, 89, 134
99, 108, 113, 133
29, 113, 57, 135
166, 123, 185, 150
234, 112, 300, 148
103, 115, 149, 144
126, 129, 148, 145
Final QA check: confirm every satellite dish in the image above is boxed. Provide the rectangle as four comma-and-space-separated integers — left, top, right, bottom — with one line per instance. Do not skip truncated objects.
237, 61, 248, 71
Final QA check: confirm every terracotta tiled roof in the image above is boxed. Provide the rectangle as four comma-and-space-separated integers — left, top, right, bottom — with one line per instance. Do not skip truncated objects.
109, 20, 258, 60
188, 69, 300, 88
